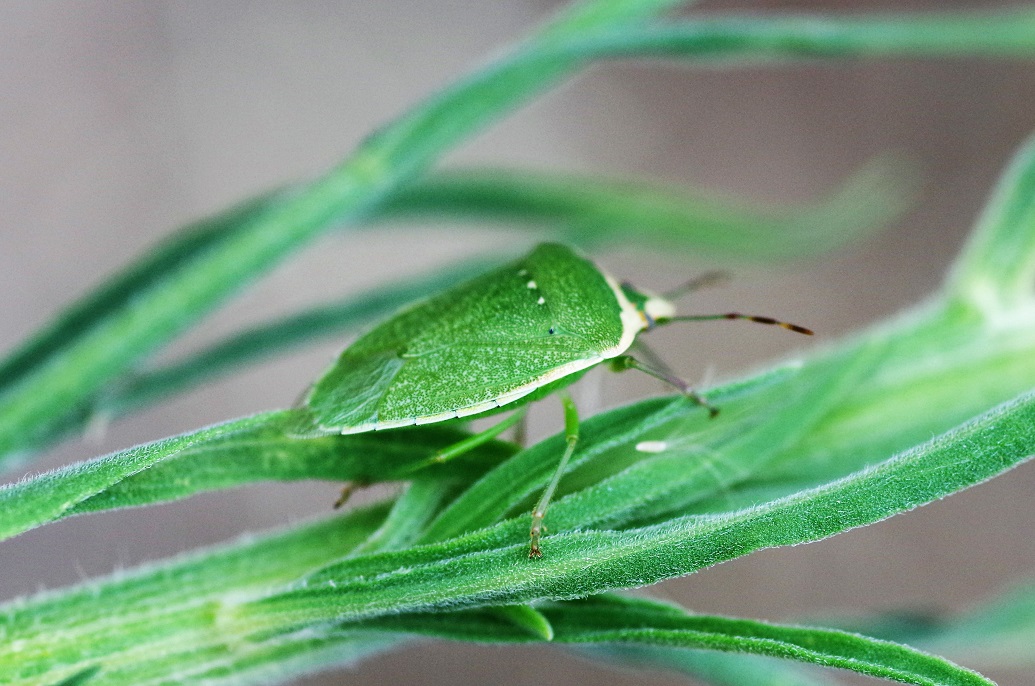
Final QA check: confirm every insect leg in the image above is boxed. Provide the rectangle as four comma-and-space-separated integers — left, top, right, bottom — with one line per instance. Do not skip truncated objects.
612, 354, 719, 418
529, 392, 579, 559
513, 409, 529, 448
407, 407, 528, 473
333, 481, 363, 509
340, 410, 527, 507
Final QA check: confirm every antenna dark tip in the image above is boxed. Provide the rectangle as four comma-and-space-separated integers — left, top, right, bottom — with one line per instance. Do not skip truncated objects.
736, 314, 814, 336
659, 313, 815, 336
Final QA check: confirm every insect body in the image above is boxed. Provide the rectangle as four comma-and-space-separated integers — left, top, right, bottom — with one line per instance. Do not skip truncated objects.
305, 242, 672, 433
303, 242, 811, 557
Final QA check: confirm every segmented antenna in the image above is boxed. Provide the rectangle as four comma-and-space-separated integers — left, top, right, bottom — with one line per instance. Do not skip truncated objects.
661, 271, 729, 300
657, 313, 814, 336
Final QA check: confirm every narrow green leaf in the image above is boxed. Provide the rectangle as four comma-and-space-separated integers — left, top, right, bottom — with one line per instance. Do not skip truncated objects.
831, 581, 1035, 670
0, 503, 390, 657
0, 412, 280, 543
0, 0, 684, 465
766, 306, 1035, 486
0, 189, 292, 396
2, 3, 1022, 466
547, 597, 991, 686
490, 604, 555, 641
358, 595, 991, 686
546, 8, 1035, 63
384, 157, 915, 260
96, 260, 492, 418
151, 632, 405, 686
579, 643, 838, 686
349, 478, 461, 556
245, 390, 1035, 626
0, 494, 402, 686
944, 131, 1035, 314
0, 410, 511, 543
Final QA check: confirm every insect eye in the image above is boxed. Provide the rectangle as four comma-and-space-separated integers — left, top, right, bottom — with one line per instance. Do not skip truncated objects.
548, 327, 555, 335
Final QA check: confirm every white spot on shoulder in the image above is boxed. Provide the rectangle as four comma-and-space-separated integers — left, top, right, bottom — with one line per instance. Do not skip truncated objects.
636, 440, 668, 453
537, 296, 545, 305
526, 280, 537, 289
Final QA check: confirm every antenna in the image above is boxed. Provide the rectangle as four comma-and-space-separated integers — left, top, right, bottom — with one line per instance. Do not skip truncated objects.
662, 271, 729, 301
657, 313, 814, 336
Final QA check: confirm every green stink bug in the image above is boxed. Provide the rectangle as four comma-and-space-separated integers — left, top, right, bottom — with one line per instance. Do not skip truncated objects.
302, 242, 811, 557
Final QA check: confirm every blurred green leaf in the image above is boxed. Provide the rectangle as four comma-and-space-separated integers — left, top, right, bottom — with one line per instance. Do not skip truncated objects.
827, 582, 1035, 671
384, 157, 915, 259
4, 2, 1028, 466
945, 133, 1035, 313
539, 7, 1035, 63
74, 156, 909, 434
94, 260, 491, 418
247, 390, 1035, 626
0, 0, 685, 465
4, 289, 1032, 683
579, 642, 839, 686
5, 3, 1035, 685
0, 410, 511, 542
358, 595, 992, 686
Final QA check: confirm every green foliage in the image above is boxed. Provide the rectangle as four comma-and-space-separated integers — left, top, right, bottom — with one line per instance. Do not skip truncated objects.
818, 582, 1035, 673
3, 2, 1035, 685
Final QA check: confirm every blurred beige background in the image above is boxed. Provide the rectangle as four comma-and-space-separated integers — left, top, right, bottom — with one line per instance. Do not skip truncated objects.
2, 1, 1034, 684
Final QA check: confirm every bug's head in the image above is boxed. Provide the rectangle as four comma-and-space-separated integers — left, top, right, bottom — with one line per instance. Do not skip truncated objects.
620, 282, 676, 331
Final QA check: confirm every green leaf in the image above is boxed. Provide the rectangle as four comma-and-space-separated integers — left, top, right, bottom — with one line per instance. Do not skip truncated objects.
95, 260, 491, 418
0, 0, 684, 465
5, 5, 1035, 684
350, 477, 466, 557
543, 8, 1035, 63
829, 582, 1035, 670
240, 390, 1035, 629
579, 643, 838, 686
0, 410, 511, 543
51, 157, 911, 444
50, 666, 102, 686
944, 131, 1035, 313
547, 596, 991, 686
384, 157, 915, 260
357, 595, 991, 686
490, 604, 556, 641
2, 3, 1025, 466
0, 503, 404, 686
0, 189, 294, 397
